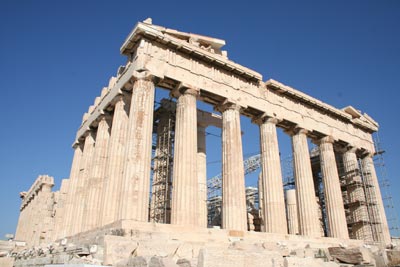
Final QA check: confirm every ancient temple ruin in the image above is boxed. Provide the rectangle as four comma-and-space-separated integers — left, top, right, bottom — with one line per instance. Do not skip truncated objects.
9, 19, 398, 267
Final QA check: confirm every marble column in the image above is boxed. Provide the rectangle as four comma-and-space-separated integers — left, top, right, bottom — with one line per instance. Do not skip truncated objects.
171, 88, 199, 226
220, 103, 247, 231
15, 194, 27, 241
71, 130, 96, 235
22, 204, 29, 240
318, 136, 349, 239
258, 117, 287, 234
53, 179, 69, 240
291, 128, 321, 237
24, 195, 34, 245
343, 148, 373, 242
82, 115, 111, 231
21, 200, 30, 242
285, 189, 299, 235
32, 193, 40, 245
26, 195, 36, 244
362, 153, 391, 245
64, 143, 83, 236
40, 182, 54, 245
119, 78, 155, 221
197, 124, 208, 227
31, 191, 40, 246
100, 94, 130, 226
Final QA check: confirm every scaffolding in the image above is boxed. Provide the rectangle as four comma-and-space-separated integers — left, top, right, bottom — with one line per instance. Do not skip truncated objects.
207, 153, 261, 200
150, 100, 399, 238
309, 145, 327, 237
205, 134, 398, 241
339, 157, 366, 239
207, 187, 261, 229
206, 154, 262, 227
307, 146, 377, 242
207, 153, 294, 228
149, 99, 175, 223
373, 133, 400, 237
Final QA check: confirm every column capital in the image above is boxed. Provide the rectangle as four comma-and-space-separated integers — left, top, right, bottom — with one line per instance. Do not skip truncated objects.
72, 140, 82, 149
41, 182, 53, 190
361, 150, 374, 159
285, 126, 308, 137
98, 113, 113, 125
170, 84, 199, 98
215, 99, 242, 113
316, 135, 336, 145
112, 92, 131, 113
252, 114, 280, 125
132, 71, 155, 82
116, 90, 131, 100
85, 128, 97, 138
339, 145, 358, 154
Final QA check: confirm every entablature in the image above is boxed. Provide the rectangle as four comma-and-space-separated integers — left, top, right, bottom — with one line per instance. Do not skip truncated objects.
74, 19, 378, 153
20, 175, 54, 210
120, 20, 262, 83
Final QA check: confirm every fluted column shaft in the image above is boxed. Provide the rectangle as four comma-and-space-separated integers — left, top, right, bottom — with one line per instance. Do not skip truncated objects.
25, 195, 34, 243
343, 149, 373, 241
291, 129, 321, 237
22, 202, 31, 242
258, 118, 287, 234
221, 103, 247, 231
100, 94, 130, 226
33, 192, 42, 245
54, 179, 69, 240
362, 154, 391, 245
286, 189, 299, 235
83, 115, 111, 231
26, 192, 38, 246
40, 184, 53, 244
120, 78, 155, 221
197, 125, 207, 227
15, 197, 27, 241
64, 144, 83, 236
34, 183, 53, 246
319, 136, 349, 238
171, 88, 199, 225
31, 194, 39, 244
71, 131, 96, 235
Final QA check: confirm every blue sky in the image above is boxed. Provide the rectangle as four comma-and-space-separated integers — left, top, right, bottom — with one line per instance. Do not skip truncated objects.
1, 1, 400, 239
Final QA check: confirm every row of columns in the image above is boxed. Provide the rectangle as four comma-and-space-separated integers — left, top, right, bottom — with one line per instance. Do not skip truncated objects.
15, 176, 55, 246
60, 76, 389, 245
288, 129, 391, 240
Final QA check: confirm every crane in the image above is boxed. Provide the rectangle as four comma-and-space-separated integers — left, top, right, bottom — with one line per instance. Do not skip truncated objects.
207, 153, 262, 199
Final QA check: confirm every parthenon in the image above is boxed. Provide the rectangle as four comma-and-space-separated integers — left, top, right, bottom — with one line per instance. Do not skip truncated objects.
9, 19, 398, 267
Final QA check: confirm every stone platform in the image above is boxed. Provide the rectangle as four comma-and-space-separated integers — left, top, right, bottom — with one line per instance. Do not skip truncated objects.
12, 220, 391, 267
44, 265, 106, 267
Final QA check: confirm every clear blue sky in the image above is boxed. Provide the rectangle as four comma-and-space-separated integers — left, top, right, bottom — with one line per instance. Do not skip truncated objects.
1, 1, 400, 239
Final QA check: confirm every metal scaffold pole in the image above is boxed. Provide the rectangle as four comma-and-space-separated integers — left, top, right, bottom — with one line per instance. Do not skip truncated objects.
373, 132, 400, 238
